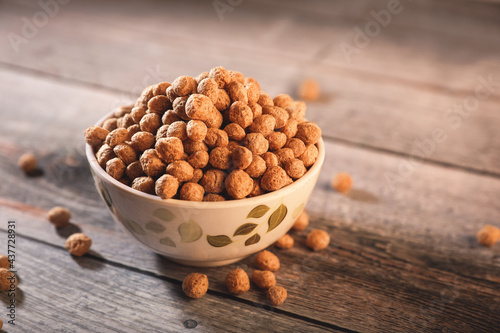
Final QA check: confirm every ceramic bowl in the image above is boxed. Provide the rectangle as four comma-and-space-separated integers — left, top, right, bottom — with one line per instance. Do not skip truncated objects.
86, 111, 325, 267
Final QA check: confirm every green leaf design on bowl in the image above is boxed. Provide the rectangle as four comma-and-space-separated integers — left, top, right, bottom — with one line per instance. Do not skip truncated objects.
178, 219, 203, 243
233, 223, 258, 237
267, 204, 287, 233
206, 235, 232, 247
159, 237, 176, 247
98, 181, 113, 208
292, 202, 305, 219
124, 219, 146, 236
246, 205, 270, 219
244, 233, 261, 246
153, 208, 176, 222
145, 221, 166, 234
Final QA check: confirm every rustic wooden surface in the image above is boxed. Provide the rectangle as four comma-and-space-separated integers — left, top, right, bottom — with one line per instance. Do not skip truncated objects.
0, 0, 500, 332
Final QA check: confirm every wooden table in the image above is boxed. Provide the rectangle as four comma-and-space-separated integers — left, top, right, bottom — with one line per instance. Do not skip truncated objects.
1, 0, 499, 331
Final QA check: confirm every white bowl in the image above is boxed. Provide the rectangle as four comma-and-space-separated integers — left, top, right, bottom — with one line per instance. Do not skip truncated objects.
86, 112, 325, 267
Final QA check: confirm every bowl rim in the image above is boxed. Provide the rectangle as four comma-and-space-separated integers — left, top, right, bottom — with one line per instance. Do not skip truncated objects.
86, 110, 325, 208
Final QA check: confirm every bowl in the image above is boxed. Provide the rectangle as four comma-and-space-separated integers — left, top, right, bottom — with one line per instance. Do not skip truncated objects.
86, 111, 325, 267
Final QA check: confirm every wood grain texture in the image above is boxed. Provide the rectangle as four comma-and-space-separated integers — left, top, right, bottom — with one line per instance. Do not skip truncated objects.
0, 68, 499, 252
2, 0, 499, 91
1, 0, 500, 175
0, 233, 337, 333
1, 1, 500, 331
252, 0, 500, 89
0, 68, 499, 331
1, 204, 499, 332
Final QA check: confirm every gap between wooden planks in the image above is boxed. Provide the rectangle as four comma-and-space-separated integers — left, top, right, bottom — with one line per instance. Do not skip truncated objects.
0, 65, 499, 256
0, 11, 499, 330
0, 231, 340, 333
1, 203, 499, 332
0, 60, 499, 179
2, 0, 499, 91
0, 70, 499, 330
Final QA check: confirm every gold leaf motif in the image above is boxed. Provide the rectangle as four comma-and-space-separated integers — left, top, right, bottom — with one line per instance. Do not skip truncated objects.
178, 219, 203, 243
159, 237, 176, 247
245, 233, 261, 246
292, 202, 305, 219
233, 223, 258, 237
206, 235, 232, 247
124, 219, 146, 236
153, 208, 176, 222
246, 205, 270, 219
99, 182, 112, 208
267, 204, 287, 233
145, 221, 166, 234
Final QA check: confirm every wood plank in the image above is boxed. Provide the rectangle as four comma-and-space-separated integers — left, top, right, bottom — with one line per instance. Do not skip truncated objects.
3, 0, 499, 92
251, 0, 500, 49
2, 203, 500, 332
0, 68, 499, 331
0, 68, 499, 252
13, 40, 496, 169
1, 0, 499, 93
1, 1, 500, 175
0, 232, 336, 333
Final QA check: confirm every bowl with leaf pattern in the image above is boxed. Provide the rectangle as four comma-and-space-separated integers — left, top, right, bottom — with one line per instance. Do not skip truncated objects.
86, 114, 325, 267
